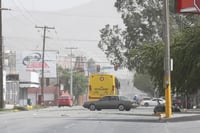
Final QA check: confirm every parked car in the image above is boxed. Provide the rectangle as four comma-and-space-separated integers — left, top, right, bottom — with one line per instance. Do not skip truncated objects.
141, 98, 165, 107
57, 95, 73, 107
83, 95, 137, 111
153, 103, 181, 114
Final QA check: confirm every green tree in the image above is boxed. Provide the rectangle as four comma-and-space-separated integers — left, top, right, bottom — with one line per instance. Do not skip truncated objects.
98, 24, 126, 67
171, 25, 200, 95
134, 73, 154, 96
73, 72, 88, 101
57, 66, 88, 99
98, 0, 200, 95
132, 24, 200, 96
130, 42, 165, 95
57, 66, 70, 91
99, 0, 196, 68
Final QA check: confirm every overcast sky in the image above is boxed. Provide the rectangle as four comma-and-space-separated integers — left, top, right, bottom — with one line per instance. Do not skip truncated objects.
2, 0, 138, 91
3, 0, 93, 11
3, 0, 122, 62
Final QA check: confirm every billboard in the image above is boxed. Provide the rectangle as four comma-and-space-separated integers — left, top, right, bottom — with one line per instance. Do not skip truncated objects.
176, 0, 200, 14
16, 51, 57, 78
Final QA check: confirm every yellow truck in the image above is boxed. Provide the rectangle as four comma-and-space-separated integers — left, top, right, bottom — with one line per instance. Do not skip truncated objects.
88, 73, 120, 101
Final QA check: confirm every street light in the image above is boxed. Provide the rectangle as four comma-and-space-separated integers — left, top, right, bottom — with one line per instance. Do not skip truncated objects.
65, 47, 77, 99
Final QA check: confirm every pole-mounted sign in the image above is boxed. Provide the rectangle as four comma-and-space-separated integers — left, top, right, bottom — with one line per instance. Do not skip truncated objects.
176, 0, 200, 14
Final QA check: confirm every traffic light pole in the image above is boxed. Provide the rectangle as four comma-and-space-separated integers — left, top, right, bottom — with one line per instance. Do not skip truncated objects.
163, 0, 172, 118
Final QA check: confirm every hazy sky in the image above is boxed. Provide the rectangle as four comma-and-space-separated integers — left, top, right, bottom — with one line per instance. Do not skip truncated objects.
3, 0, 93, 11
3, 0, 137, 91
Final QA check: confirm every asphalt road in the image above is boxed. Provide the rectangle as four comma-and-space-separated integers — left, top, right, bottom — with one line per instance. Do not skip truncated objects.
0, 106, 200, 133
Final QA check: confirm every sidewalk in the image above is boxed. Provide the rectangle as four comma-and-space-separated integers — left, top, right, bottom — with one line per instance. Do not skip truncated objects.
159, 109, 200, 122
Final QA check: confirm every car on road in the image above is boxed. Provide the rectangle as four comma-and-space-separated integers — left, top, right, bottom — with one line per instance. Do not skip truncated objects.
57, 95, 73, 107
83, 95, 137, 111
153, 103, 181, 114
140, 98, 165, 107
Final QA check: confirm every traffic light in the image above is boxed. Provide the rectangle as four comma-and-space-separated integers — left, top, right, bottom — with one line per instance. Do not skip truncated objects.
96, 65, 100, 72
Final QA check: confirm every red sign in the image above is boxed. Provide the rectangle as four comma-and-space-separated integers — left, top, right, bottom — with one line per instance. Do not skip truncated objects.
194, 0, 200, 11
26, 62, 49, 68
176, 0, 200, 14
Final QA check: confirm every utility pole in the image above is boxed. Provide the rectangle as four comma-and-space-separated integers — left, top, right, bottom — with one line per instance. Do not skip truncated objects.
0, 0, 3, 108
0, 0, 11, 108
163, 0, 172, 118
65, 47, 77, 99
35, 26, 55, 104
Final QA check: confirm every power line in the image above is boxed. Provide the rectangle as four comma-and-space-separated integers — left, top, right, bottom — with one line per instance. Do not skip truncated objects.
4, 35, 99, 42
12, 0, 44, 25
42, 12, 121, 20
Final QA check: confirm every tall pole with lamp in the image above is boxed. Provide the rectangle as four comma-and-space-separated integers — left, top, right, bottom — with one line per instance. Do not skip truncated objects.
65, 47, 77, 99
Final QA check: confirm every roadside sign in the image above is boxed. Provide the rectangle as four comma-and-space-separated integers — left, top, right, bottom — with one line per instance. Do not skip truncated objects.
194, 0, 200, 12
176, 0, 200, 14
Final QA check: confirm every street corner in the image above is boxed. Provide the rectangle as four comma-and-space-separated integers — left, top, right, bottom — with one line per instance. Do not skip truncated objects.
158, 112, 200, 122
